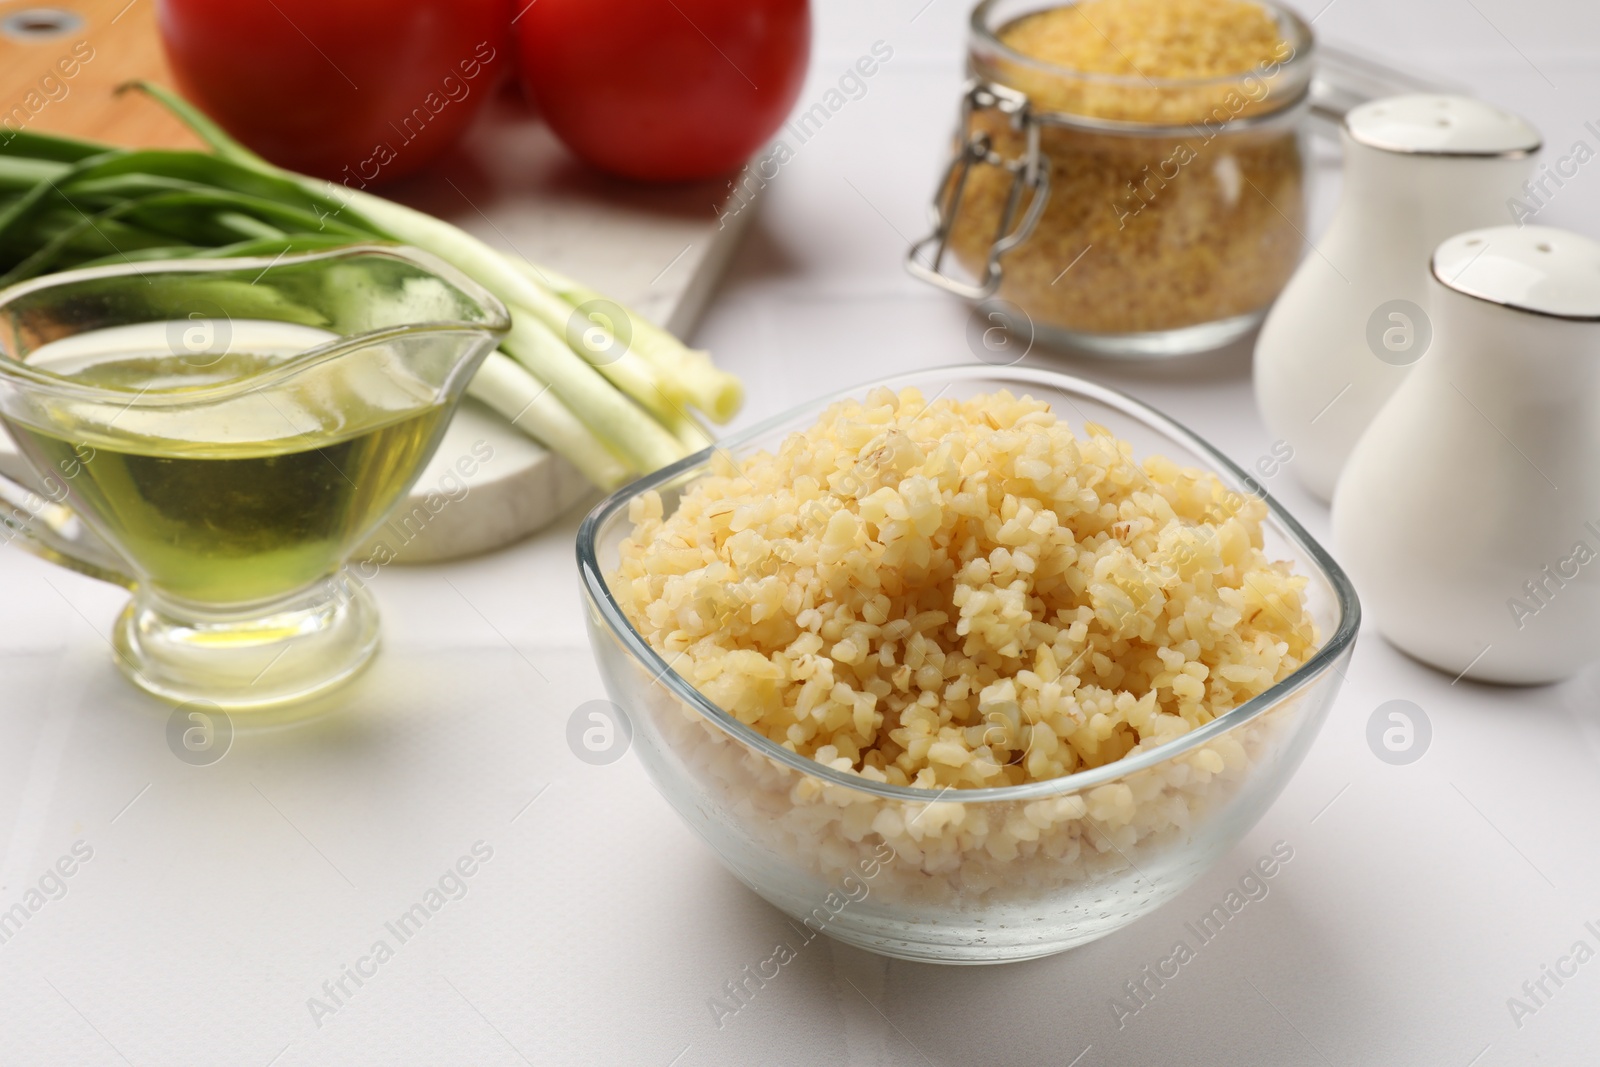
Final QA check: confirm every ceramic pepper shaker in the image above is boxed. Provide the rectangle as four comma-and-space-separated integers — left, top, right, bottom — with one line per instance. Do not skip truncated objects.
1333, 225, 1600, 684
1254, 94, 1540, 502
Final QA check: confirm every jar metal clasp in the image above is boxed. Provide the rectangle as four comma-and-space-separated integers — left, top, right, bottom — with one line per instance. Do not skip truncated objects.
906, 79, 1051, 301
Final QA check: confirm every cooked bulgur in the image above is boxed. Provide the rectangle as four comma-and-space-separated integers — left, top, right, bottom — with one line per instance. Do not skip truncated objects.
613, 387, 1314, 791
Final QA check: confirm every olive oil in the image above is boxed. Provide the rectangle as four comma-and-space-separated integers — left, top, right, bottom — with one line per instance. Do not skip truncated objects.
4, 331, 450, 605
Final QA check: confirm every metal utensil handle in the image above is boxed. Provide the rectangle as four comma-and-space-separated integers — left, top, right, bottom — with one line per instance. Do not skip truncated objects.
906, 79, 1051, 301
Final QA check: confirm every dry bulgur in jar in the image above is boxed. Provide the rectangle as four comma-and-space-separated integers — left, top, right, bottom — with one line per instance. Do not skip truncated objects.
926, 0, 1314, 356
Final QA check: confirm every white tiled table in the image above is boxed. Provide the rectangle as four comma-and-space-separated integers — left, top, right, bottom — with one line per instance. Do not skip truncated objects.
4, 2, 1600, 1064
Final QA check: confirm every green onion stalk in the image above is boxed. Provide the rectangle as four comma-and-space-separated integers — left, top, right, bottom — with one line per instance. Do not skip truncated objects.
0, 82, 744, 490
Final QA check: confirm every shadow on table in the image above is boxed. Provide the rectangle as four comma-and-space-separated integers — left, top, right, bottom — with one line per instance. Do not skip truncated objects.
717, 846, 1396, 1067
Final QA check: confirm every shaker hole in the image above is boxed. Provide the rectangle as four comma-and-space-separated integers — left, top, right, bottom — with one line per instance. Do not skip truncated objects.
1536, 243, 1553, 252
1466, 239, 1483, 246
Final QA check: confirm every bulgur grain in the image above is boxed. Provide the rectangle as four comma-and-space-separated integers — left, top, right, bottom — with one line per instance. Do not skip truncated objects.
613, 387, 1315, 791
1003, 0, 1288, 91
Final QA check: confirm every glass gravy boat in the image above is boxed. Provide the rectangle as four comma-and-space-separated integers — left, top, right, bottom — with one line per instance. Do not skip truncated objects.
0, 246, 510, 710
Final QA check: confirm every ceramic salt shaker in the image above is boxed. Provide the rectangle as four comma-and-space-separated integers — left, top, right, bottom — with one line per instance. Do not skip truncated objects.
1333, 225, 1600, 684
1255, 94, 1540, 502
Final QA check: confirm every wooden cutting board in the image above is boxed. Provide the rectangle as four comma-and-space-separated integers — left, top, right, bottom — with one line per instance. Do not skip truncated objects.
0, 0, 202, 148
0, 0, 753, 563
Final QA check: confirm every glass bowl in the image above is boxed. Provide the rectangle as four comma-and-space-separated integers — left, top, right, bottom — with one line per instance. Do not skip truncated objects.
577, 366, 1359, 964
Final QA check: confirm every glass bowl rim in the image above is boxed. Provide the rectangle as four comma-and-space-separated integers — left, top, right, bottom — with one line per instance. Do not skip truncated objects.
968, 0, 1316, 95
577, 364, 1360, 805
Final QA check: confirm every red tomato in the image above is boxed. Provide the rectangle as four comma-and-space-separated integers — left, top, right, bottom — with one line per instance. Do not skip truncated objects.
157, 0, 512, 184
515, 0, 811, 182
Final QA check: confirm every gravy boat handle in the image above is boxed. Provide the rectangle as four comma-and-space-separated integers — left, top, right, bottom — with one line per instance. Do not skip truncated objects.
0, 450, 134, 589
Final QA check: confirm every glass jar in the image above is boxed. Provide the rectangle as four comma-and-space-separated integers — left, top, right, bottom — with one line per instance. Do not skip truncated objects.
909, 0, 1315, 358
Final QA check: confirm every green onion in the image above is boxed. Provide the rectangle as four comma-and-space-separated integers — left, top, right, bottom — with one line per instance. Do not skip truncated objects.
0, 82, 744, 491
528, 261, 744, 423
467, 353, 632, 489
